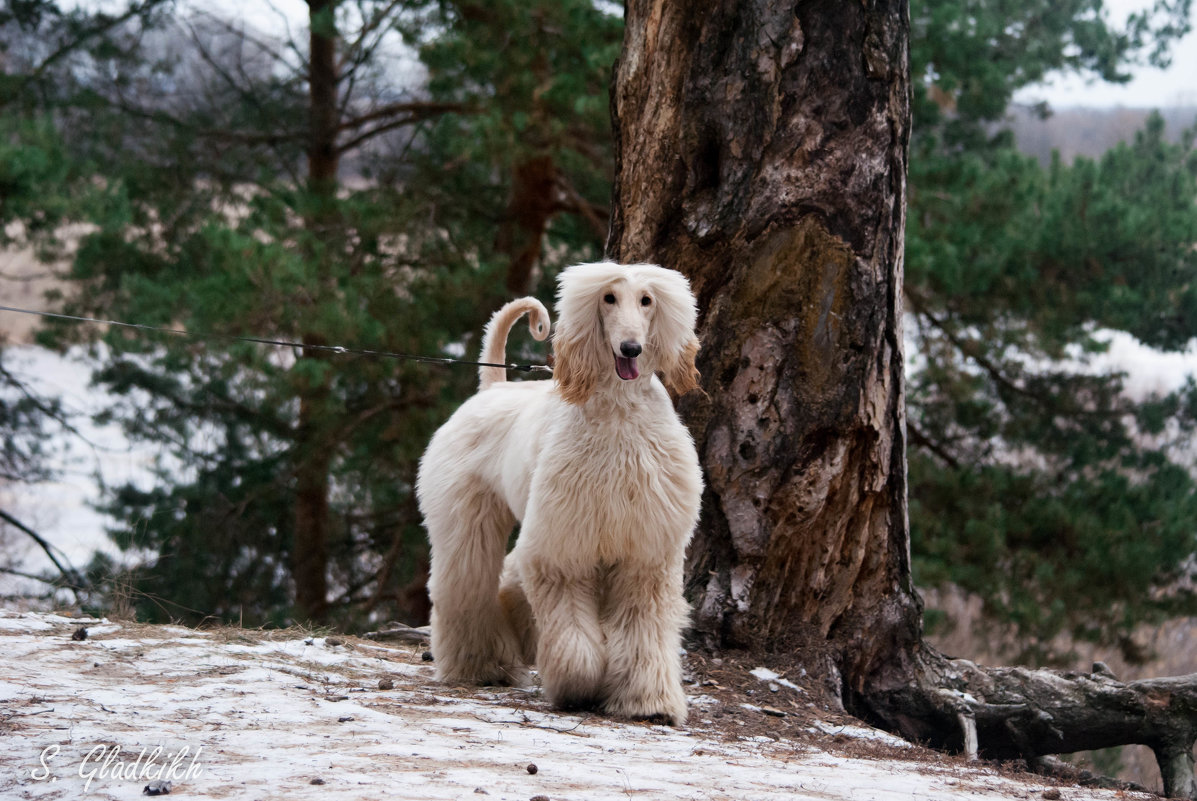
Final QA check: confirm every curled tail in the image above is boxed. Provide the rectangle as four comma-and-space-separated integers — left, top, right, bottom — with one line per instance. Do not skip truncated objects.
479, 298, 551, 389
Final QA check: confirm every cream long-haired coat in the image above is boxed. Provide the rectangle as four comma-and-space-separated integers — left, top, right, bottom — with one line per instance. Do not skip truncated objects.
416, 261, 703, 725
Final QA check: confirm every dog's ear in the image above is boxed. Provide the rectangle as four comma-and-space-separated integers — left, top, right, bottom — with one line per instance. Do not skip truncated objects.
643, 265, 701, 396
553, 264, 611, 405
554, 329, 599, 405
663, 336, 701, 396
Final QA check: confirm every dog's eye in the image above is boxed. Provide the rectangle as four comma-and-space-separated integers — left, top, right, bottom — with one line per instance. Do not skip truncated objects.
641, 296, 652, 307
603, 293, 616, 304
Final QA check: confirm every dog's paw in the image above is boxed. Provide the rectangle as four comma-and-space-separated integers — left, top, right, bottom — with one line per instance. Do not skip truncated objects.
547, 691, 602, 713
436, 660, 530, 688
485, 663, 532, 688
543, 670, 604, 712
601, 689, 687, 727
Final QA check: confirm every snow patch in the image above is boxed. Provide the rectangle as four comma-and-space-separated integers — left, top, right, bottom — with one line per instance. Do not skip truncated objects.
0, 611, 1154, 801
0, 609, 108, 631
810, 719, 916, 749
750, 666, 805, 692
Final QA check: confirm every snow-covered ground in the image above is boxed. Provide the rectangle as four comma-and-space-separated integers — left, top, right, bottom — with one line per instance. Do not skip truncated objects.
0, 610, 1160, 801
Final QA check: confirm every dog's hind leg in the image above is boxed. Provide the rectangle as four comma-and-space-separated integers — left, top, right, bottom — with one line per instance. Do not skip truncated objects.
498, 553, 538, 665
522, 556, 606, 711
599, 562, 690, 725
426, 490, 527, 687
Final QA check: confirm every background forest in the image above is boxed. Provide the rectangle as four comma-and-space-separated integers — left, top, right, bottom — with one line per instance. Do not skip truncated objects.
1, 0, 1196, 672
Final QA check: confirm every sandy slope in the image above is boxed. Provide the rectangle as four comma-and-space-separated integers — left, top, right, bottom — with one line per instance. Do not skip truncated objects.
0, 610, 1158, 801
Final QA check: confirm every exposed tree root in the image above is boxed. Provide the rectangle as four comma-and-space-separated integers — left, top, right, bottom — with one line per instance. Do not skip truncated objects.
854, 647, 1197, 799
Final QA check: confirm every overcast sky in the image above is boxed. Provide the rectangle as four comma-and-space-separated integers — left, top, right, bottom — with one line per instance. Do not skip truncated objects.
1015, 0, 1197, 108
205, 0, 1195, 108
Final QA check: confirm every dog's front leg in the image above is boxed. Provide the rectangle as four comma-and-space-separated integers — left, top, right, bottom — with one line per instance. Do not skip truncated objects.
522, 556, 606, 711
600, 561, 689, 725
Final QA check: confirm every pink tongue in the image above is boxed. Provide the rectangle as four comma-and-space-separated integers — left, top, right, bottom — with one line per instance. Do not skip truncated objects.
615, 355, 640, 380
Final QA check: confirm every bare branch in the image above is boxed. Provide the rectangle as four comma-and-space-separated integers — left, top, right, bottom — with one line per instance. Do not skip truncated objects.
906, 419, 962, 470
0, 509, 86, 594
106, 98, 304, 147
336, 106, 466, 155
20, 0, 172, 88
260, 0, 310, 70
178, 16, 305, 157
338, 101, 473, 134
0, 360, 89, 444
345, 0, 405, 61
553, 175, 609, 240
0, 565, 65, 586
187, 8, 302, 76
905, 287, 1036, 404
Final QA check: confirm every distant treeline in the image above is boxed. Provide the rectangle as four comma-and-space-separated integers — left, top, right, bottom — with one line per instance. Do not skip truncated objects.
1009, 105, 1197, 164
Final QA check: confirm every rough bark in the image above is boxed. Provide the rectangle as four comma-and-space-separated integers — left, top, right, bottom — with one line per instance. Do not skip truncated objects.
293, 371, 332, 622
608, 1, 1197, 795
863, 658, 1197, 799
608, 0, 916, 685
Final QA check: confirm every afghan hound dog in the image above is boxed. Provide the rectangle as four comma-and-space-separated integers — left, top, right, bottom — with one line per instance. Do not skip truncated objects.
416, 261, 703, 725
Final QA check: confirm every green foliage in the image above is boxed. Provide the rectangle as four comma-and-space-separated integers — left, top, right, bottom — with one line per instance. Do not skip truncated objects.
56, 177, 499, 625
1, 0, 615, 627
907, 0, 1197, 659
392, 0, 620, 289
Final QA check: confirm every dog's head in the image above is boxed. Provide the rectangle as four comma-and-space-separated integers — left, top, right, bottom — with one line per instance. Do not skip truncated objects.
553, 262, 700, 405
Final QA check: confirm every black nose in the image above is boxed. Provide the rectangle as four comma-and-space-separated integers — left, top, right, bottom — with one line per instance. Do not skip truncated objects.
620, 341, 642, 358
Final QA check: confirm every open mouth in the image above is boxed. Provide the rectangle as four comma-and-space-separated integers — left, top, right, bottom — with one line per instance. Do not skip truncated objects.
615, 354, 640, 380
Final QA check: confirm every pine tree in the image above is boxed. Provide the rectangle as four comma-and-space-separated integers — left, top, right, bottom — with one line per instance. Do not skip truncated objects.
1, 0, 616, 626
0, 6, 171, 601
905, 0, 1197, 660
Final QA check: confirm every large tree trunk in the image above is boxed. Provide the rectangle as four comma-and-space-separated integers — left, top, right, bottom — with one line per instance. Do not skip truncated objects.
608, 0, 917, 685
608, 1, 1197, 796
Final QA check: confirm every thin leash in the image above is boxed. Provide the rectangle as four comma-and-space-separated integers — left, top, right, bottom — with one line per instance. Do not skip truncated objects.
0, 305, 554, 375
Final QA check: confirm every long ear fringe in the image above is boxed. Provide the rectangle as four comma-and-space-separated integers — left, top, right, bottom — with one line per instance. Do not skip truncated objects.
554, 333, 599, 405
640, 266, 700, 395
553, 264, 613, 405
664, 336, 701, 396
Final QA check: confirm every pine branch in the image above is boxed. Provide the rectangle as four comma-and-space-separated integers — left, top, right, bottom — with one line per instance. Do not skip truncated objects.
553, 175, 610, 240
905, 288, 1036, 405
